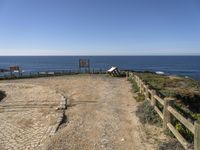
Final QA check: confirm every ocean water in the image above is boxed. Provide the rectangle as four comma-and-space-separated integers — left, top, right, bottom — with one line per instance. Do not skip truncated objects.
0, 56, 200, 80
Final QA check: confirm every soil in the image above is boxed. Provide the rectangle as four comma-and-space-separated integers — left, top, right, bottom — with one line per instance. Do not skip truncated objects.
1, 74, 169, 150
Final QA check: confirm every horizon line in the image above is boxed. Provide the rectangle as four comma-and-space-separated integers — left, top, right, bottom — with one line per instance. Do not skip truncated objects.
0, 55, 200, 56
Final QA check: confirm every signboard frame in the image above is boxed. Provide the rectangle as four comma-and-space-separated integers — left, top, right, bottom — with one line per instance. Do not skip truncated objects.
79, 59, 90, 68
10, 66, 21, 77
10, 66, 20, 71
79, 59, 90, 72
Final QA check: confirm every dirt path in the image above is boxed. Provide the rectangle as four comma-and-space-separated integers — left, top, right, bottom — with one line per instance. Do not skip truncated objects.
3, 75, 154, 150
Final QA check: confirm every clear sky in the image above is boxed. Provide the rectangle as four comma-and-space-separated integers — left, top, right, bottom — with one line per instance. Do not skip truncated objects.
0, 0, 200, 56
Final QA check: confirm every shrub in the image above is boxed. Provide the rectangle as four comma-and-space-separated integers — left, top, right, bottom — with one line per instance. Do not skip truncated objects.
128, 77, 139, 93
137, 72, 200, 114
159, 140, 184, 150
135, 93, 145, 102
136, 100, 162, 126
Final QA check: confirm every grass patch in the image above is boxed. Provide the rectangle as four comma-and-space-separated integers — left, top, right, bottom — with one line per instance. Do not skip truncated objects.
132, 72, 200, 144
127, 77, 139, 93
158, 140, 184, 150
128, 77, 145, 102
136, 72, 200, 114
136, 100, 162, 126
135, 93, 145, 102
134, 72, 200, 120
136, 101, 184, 150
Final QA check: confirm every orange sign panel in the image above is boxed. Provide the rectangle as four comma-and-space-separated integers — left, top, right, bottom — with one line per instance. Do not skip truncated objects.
10, 66, 20, 71
79, 59, 90, 68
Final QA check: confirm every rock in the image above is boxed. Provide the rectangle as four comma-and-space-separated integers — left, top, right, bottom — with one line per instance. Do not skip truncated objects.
121, 138, 125, 142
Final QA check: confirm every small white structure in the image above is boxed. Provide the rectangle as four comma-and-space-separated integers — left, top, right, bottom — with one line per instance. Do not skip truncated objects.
107, 67, 121, 77
156, 71, 164, 75
108, 67, 117, 72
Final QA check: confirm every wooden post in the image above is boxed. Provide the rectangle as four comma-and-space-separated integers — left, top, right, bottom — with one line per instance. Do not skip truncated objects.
163, 97, 175, 130
126, 71, 129, 78
129, 72, 132, 77
194, 121, 200, 150
145, 85, 149, 101
139, 80, 142, 93
134, 75, 137, 84
141, 83, 144, 93
150, 90, 156, 106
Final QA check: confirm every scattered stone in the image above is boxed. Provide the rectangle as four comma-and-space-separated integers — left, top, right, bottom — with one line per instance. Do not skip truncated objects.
121, 138, 125, 142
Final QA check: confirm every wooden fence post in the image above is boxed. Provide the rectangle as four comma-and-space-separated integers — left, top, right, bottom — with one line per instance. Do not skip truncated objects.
163, 97, 175, 130
150, 90, 156, 106
129, 72, 132, 77
194, 121, 200, 150
135, 76, 138, 84
136, 77, 140, 92
145, 85, 149, 101
139, 81, 142, 93
126, 71, 129, 78
142, 83, 145, 93
130, 72, 133, 77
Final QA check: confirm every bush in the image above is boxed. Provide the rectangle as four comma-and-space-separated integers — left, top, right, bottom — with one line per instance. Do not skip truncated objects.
137, 72, 200, 114
135, 93, 145, 102
127, 77, 139, 93
136, 100, 162, 126
159, 140, 184, 150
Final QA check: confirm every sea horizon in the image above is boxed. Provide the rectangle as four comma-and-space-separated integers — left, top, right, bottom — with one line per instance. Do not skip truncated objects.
0, 56, 200, 80
0, 55, 200, 56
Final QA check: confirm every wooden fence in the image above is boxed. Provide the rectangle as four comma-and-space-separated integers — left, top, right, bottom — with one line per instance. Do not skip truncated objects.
128, 72, 200, 150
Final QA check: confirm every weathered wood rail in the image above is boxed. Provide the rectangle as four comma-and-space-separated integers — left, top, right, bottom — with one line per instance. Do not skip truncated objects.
128, 72, 200, 150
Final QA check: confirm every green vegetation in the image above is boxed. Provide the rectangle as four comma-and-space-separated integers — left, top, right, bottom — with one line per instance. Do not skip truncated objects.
127, 77, 145, 102
136, 100, 184, 150
136, 100, 162, 126
130, 72, 200, 144
135, 93, 145, 102
127, 77, 139, 93
136, 72, 200, 117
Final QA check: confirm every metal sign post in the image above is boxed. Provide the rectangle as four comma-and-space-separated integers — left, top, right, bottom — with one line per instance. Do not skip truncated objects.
10, 66, 21, 77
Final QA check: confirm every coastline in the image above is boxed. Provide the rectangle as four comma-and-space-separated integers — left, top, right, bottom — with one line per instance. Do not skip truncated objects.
0, 56, 200, 80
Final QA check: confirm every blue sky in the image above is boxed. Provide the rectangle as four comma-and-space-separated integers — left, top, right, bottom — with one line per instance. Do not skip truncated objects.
0, 0, 200, 55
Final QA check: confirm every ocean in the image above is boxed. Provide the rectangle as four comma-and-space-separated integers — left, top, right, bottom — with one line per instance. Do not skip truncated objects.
0, 56, 200, 80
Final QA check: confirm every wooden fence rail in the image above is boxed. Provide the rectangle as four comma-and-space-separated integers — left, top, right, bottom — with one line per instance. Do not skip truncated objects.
128, 72, 200, 150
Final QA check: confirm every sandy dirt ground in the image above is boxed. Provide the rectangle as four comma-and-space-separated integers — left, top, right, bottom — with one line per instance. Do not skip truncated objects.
1, 75, 157, 150
0, 83, 65, 150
